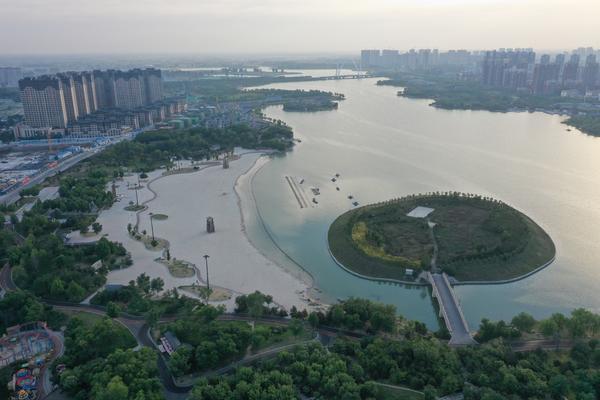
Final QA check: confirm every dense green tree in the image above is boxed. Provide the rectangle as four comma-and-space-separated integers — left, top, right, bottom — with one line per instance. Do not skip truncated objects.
96, 376, 129, 400
106, 301, 121, 318
168, 346, 192, 377
0, 291, 65, 333
61, 317, 136, 366
92, 222, 102, 234
59, 347, 161, 400
324, 298, 396, 333
66, 280, 86, 302
511, 312, 536, 333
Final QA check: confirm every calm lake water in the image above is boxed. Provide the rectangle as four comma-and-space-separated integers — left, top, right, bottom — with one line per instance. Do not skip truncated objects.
241, 76, 600, 330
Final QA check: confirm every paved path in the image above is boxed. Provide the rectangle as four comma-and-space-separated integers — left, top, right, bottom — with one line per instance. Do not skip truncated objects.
429, 272, 477, 346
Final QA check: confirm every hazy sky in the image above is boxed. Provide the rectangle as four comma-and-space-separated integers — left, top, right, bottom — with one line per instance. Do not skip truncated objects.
1, 0, 598, 54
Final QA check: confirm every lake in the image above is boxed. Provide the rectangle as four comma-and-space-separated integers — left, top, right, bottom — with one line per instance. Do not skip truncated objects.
240, 76, 600, 330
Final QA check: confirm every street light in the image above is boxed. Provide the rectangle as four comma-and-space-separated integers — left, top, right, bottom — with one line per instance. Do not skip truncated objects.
149, 212, 155, 241
134, 184, 139, 207
203, 254, 210, 293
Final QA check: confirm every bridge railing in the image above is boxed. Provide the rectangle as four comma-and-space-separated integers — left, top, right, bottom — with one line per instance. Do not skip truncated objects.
427, 272, 453, 334
442, 273, 471, 334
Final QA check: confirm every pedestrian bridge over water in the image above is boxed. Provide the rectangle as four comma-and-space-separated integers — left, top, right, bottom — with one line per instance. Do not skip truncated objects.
428, 272, 477, 346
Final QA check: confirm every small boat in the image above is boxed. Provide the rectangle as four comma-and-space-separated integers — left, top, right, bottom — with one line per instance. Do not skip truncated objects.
352, 201, 359, 206
312, 198, 319, 204
348, 195, 353, 200
335, 173, 340, 177
299, 179, 304, 184
331, 178, 337, 182
336, 187, 340, 191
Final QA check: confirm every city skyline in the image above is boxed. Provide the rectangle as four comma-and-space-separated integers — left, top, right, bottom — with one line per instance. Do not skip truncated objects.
1, 0, 599, 55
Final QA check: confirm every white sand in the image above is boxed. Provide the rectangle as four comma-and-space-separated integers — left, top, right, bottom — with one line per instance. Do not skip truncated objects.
91, 150, 312, 311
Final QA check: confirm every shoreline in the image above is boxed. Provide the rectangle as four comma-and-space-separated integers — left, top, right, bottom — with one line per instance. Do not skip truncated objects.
97, 150, 320, 312
236, 153, 316, 289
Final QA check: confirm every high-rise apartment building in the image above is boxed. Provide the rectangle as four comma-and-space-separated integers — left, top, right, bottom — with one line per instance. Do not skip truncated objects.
93, 70, 117, 109
58, 74, 79, 123
562, 54, 581, 86
114, 70, 145, 109
143, 68, 163, 104
361, 50, 381, 68
482, 49, 535, 89
380, 50, 399, 69
583, 54, 599, 90
19, 76, 69, 128
82, 71, 98, 113
532, 54, 561, 94
19, 68, 164, 130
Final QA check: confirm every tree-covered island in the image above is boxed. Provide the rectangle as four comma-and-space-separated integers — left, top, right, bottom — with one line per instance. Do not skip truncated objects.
328, 193, 555, 282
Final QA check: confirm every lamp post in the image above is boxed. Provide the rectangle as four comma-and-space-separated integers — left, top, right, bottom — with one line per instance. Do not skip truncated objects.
203, 254, 210, 293
149, 212, 155, 241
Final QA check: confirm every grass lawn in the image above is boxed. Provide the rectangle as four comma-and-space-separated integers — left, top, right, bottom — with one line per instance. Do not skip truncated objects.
328, 210, 423, 281
328, 193, 555, 282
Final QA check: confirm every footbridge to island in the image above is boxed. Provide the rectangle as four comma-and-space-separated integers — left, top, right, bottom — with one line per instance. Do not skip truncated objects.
428, 272, 478, 346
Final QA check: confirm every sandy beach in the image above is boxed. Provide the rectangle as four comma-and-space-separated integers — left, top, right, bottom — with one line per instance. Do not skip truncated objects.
69, 150, 316, 312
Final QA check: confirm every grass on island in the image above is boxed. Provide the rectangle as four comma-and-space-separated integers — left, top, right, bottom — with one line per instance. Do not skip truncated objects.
328, 207, 429, 282
351, 222, 421, 267
328, 193, 555, 282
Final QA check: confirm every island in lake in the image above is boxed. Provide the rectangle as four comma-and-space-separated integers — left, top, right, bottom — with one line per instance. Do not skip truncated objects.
282, 91, 345, 112
328, 193, 555, 283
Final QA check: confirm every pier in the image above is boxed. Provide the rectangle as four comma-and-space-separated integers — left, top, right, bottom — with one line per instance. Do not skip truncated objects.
428, 272, 477, 346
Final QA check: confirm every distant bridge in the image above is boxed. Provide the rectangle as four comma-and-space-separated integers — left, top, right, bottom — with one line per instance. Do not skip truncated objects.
428, 272, 477, 346
320, 73, 373, 80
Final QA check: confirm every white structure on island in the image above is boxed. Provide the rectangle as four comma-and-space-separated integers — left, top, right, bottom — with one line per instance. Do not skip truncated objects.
406, 206, 435, 218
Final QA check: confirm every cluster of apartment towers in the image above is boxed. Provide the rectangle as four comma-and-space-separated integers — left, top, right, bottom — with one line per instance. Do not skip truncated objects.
482, 50, 600, 94
15, 68, 186, 139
